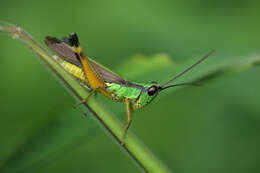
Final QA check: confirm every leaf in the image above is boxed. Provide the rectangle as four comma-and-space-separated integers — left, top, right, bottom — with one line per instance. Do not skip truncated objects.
117, 53, 174, 82
117, 52, 260, 86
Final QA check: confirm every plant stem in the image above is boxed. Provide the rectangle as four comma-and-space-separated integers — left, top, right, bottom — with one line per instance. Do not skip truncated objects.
0, 23, 171, 173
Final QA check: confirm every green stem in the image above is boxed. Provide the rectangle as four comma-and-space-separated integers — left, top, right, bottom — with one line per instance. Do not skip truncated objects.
0, 23, 171, 173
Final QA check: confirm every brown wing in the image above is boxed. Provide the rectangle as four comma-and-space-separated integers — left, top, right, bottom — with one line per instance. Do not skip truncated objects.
45, 36, 81, 66
89, 60, 127, 85
44, 36, 127, 85
90, 60, 143, 88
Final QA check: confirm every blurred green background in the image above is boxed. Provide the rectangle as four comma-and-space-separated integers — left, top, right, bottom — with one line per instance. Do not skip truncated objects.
1, 0, 260, 173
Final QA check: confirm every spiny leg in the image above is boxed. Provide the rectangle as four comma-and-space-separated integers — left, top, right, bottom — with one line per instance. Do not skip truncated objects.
75, 88, 99, 118
122, 99, 132, 146
73, 88, 97, 109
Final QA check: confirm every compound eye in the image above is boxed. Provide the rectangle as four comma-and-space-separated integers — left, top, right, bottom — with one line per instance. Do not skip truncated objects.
147, 86, 158, 96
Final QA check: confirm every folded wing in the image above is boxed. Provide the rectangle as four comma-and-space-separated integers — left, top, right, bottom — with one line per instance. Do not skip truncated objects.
44, 36, 127, 85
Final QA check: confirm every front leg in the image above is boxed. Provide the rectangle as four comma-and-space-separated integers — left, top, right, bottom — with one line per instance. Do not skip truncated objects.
122, 98, 132, 146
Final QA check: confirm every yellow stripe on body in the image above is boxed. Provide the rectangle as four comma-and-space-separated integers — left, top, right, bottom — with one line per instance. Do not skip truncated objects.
59, 59, 85, 81
58, 45, 113, 99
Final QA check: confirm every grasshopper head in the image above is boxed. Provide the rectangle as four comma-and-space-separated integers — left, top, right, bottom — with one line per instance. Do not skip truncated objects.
133, 84, 161, 109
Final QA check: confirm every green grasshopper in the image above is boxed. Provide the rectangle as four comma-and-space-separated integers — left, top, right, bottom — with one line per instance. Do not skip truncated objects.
45, 33, 214, 145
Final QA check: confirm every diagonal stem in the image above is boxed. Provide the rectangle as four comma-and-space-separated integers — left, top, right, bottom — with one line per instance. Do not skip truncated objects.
0, 23, 171, 173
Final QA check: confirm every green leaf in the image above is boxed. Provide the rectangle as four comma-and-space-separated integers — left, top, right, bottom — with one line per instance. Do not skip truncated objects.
118, 52, 260, 86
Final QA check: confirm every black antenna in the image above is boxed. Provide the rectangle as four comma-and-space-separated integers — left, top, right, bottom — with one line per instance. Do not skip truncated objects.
161, 50, 214, 89
160, 82, 200, 91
